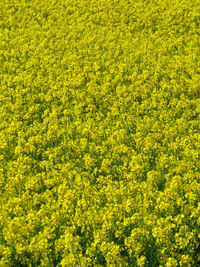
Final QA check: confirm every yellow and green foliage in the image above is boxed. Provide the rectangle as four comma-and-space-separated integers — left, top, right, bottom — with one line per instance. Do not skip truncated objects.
0, 0, 200, 266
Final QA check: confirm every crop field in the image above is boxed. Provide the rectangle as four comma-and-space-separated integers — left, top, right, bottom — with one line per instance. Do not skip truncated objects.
0, 0, 200, 266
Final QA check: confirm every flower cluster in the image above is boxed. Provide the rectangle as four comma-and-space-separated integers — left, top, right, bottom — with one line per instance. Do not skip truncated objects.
0, 0, 200, 266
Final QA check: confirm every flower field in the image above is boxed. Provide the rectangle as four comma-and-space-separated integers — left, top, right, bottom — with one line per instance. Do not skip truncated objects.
0, 0, 200, 266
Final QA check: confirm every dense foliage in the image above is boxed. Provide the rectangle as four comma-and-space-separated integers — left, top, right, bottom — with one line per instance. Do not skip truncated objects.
0, 0, 200, 266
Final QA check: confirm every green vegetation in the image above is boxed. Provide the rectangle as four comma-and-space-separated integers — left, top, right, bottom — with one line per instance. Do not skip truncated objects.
0, 0, 200, 266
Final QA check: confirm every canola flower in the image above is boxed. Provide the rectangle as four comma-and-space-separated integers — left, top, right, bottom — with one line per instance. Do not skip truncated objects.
0, 0, 200, 266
